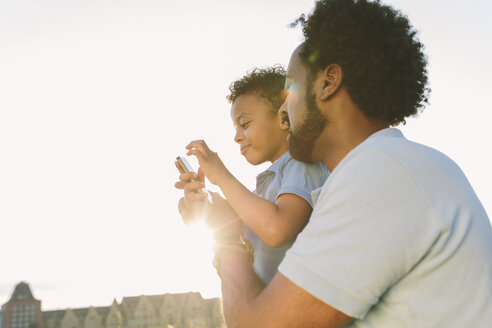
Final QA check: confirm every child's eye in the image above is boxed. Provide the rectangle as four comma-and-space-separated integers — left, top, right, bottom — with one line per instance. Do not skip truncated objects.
240, 121, 251, 129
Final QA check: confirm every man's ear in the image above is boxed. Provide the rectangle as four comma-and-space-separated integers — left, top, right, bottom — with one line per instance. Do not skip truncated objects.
317, 64, 343, 101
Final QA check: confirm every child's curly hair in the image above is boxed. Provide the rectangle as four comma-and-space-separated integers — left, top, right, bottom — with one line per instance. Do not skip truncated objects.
227, 65, 286, 112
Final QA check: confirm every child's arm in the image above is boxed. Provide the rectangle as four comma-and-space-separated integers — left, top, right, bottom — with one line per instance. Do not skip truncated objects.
186, 140, 312, 248
220, 175, 312, 247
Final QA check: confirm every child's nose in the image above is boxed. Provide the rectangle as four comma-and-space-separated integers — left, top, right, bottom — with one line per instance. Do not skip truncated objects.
234, 128, 244, 143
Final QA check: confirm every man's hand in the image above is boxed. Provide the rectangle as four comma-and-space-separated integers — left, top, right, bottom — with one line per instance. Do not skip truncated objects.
174, 161, 241, 236
206, 192, 242, 241
186, 140, 232, 186
175, 162, 209, 224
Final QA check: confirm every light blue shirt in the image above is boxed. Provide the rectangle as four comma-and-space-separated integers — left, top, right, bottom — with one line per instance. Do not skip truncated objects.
245, 151, 329, 284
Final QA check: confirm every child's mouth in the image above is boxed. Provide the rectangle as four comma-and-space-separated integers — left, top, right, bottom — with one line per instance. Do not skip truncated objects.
241, 145, 250, 155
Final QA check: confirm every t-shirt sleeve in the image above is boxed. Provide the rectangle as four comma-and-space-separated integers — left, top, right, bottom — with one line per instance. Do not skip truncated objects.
277, 159, 329, 207
278, 147, 441, 319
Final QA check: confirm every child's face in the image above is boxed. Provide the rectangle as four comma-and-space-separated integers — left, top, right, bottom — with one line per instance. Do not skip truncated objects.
230, 94, 289, 165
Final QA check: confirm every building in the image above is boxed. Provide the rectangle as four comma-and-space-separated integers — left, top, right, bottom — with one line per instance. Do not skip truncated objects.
1, 304, 5, 328
2, 282, 225, 328
1, 282, 43, 328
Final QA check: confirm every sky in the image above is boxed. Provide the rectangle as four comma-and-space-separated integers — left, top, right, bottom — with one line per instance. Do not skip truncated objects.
1, 0, 491, 310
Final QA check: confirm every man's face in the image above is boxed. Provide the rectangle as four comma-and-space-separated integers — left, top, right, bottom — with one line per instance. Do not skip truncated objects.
281, 47, 326, 163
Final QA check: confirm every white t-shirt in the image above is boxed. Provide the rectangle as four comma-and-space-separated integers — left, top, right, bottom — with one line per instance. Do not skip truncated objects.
279, 128, 492, 327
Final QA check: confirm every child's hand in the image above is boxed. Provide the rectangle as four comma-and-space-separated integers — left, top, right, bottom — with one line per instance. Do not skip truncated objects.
186, 140, 232, 186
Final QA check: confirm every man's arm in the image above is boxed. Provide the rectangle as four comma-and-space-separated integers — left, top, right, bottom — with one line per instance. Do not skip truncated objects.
218, 246, 353, 328
175, 158, 350, 326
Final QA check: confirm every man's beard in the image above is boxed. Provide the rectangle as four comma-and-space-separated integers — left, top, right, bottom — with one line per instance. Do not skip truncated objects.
289, 83, 326, 163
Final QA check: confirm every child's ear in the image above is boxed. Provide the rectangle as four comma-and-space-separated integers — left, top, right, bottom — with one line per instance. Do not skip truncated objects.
278, 110, 290, 130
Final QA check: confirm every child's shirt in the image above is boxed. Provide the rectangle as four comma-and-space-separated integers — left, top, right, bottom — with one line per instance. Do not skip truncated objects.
245, 151, 329, 284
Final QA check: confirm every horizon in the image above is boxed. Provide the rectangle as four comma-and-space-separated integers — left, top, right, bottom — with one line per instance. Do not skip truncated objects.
2, 280, 220, 312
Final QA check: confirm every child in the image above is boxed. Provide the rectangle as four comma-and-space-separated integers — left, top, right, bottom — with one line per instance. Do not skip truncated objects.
177, 66, 329, 284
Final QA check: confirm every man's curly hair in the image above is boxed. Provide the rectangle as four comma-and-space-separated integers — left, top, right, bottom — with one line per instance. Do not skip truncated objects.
227, 66, 286, 112
293, 0, 430, 125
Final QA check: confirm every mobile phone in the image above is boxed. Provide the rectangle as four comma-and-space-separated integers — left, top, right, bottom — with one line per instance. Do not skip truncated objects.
176, 156, 195, 174
176, 156, 208, 194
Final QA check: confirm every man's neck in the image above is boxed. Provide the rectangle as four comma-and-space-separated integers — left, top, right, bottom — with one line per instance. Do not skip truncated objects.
328, 127, 386, 172
318, 112, 387, 172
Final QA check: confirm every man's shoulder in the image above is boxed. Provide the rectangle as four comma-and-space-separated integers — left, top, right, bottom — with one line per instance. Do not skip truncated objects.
336, 128, 455, 180
324, 128, 486, 228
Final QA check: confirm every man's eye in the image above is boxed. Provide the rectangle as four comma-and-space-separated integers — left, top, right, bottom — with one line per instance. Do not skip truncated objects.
288, 83, 300, 95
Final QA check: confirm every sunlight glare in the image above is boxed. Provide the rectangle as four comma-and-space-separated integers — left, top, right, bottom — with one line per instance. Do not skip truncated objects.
185, 219, 216, 253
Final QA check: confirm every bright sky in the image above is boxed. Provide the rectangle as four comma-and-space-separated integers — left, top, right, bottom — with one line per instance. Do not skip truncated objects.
1, 0, 491, 310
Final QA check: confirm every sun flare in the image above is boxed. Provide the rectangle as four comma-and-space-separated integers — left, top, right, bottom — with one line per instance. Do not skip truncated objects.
185, 219, 216, 252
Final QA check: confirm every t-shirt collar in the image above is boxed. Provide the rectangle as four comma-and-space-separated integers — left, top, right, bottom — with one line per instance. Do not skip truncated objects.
265, 151, 290, 173
366, 127, 404, 140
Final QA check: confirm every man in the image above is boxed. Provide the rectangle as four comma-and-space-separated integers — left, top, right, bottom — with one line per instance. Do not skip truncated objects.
177, 0, 492, 326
